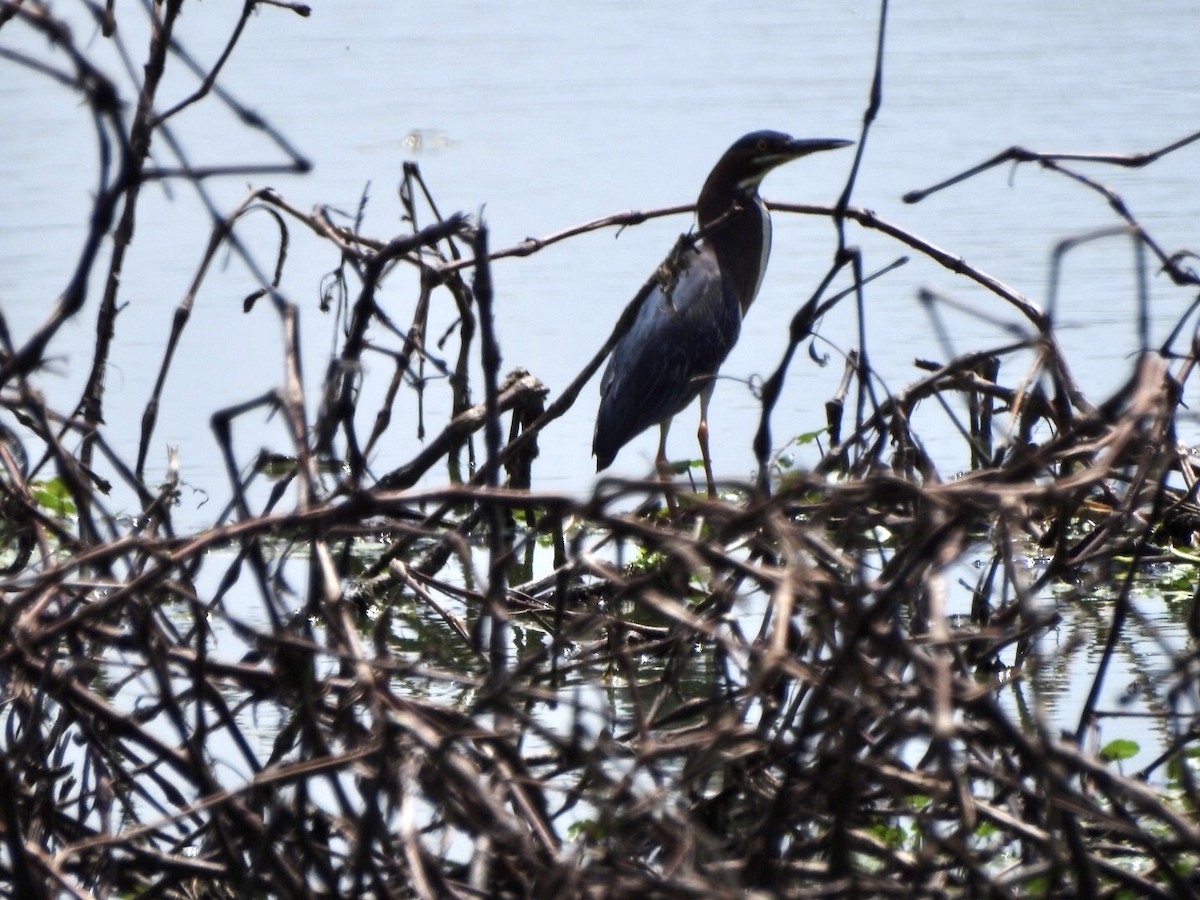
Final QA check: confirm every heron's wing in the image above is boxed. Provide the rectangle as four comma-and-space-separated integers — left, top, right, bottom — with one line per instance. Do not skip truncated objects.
594, 248, 741, 468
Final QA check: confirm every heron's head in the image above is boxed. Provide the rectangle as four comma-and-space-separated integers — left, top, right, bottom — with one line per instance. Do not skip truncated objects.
697, 130, 852, 226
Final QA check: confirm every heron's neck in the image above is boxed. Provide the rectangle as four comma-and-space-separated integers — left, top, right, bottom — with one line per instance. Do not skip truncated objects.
698, 191, 772, 315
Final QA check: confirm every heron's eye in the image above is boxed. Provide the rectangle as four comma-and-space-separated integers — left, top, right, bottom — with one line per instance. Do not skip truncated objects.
755, 139, 768, 153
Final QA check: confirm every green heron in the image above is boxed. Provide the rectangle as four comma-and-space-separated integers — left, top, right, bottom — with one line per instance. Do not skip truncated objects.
593, 130, 851, 495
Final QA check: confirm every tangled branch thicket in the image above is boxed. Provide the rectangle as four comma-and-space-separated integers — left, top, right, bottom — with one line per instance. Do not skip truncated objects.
3, 2, 1200, 897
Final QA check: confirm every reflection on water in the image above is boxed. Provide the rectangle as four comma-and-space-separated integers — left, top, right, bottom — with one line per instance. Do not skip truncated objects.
162, 531, 1194, 786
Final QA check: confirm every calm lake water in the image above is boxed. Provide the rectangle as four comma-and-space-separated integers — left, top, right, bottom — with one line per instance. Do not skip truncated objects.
2, 1, 1199, 767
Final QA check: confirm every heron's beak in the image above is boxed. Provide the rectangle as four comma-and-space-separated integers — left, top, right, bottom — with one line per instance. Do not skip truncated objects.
783, 137, 854, 158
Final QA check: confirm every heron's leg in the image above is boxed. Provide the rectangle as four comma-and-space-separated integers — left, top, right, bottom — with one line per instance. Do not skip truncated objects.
697, 385, 716, 497
655, 418, 679, 517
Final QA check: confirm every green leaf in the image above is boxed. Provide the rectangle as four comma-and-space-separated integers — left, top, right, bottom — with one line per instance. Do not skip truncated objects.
793, 428, 827, 446
627, 549, 667, 577
1100, 739, 1139, 763
567, 818, 605, 841
32, 477, 76, 517
663, 458, 702, 475
259, 454, 298, 479
867, 822, 907, 848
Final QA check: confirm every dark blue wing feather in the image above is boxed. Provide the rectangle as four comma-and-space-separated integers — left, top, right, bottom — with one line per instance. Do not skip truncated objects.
593, 246, 741, 470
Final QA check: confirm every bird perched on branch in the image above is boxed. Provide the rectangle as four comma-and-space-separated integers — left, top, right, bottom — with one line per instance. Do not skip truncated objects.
593, 130, 851, 496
